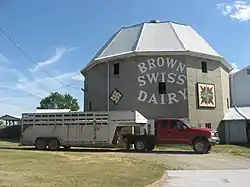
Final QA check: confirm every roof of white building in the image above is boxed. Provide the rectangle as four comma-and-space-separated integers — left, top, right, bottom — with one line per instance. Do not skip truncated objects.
223, 107, 250, 120
82, 20, 233, 73
230, 65, 250, 76
0, 114, 21, 121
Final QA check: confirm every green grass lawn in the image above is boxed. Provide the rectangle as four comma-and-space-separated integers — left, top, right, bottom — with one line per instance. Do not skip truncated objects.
0, 140, 165, 187
156, 144, 250, 158
212, 144, 250, 157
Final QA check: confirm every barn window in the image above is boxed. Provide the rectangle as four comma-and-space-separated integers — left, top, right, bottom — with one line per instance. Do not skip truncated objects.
113, 63, 120, 75
247, 69, 250, 75
158, 82, 166, 94
201, 61, 207, 73
205, 123, 211, 128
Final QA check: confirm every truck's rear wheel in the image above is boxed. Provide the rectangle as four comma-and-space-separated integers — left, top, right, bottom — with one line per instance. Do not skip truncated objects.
193, 139, 208, 154
35, 139, 47, 150
48, 139, 60, 151
134, 140, 146, 152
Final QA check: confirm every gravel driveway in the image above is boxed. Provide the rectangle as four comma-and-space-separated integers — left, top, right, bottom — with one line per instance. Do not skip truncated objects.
102, 150, 250, 170
165, 170, 250, 187
132, 151, 250, 186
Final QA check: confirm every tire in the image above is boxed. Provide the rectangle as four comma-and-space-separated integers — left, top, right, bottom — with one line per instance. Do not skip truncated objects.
63, 146, 71, 151
134, 140, 146, 152
48, 139, 60, 151
35, 139, 47, 150
193, 139, 209, 154
146, 143, 155, 151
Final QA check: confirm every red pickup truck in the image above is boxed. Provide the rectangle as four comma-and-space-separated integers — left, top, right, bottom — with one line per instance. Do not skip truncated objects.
125, 118, 220, 154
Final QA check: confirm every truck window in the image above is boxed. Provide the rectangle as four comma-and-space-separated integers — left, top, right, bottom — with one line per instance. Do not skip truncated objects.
170, 120, 186, 130
161, 120, 167, 128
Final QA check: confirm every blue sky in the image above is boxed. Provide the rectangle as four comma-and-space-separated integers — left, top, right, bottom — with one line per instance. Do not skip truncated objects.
0, 0, 250, 116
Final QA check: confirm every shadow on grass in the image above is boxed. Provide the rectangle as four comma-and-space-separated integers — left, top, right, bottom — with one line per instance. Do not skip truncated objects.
0, 146, 195, 155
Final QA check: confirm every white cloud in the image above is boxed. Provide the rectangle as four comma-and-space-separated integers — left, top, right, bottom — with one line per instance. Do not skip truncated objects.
0, 103, 28, 118
231, 62, 238, 69
0, 45, 83, 117
0, 54, 9, 64
72, 73, 85, 81
217, 1, 250, 22
29, 46, 80, 72
0, 68, 83, 116
230, 62, 240, 74
15, 71, 81, 98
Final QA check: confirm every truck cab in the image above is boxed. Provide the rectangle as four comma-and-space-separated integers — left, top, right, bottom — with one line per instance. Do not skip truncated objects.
154, 118, 220, 154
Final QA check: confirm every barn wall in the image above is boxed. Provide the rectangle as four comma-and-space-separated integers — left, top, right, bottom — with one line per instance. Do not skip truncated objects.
84, 54, 229, 128
109, 55, 189, 119
84, 63, 108, 111
186, 56, 229, 129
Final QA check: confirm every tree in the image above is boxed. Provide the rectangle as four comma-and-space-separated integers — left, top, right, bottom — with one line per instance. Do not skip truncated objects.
37, 92, 80, 111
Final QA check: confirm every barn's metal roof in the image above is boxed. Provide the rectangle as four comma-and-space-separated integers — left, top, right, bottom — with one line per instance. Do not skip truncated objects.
223, 107, 250, 120
82, 20, 233, 73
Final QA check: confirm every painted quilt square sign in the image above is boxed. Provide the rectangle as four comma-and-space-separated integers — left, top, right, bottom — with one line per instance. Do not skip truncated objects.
109, 88, 123, 105
197, 83, 216, 108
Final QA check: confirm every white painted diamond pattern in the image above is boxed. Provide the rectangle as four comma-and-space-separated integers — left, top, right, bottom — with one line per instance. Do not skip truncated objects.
109, 88, 123, 105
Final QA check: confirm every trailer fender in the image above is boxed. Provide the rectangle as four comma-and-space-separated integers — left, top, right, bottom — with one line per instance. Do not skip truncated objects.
35, 136, 62, 145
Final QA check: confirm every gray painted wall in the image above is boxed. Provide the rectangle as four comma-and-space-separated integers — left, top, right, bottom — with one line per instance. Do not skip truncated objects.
85, 55, 188, 119
112, 56, 188, 118
186, 56, 230, 129
84, 54, 230, 129
84, 63, 108, 111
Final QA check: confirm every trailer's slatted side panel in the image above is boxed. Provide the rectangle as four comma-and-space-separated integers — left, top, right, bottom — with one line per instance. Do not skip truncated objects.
109, 111, 136, 123
22, 112, 109, 126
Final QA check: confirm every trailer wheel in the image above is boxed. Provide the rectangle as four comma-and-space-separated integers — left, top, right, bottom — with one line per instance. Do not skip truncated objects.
63, 146, 71, 151
193, 139, 208, 154
35, 139, 47, 150
48, 139, 60, 151
134, 140, 146, 152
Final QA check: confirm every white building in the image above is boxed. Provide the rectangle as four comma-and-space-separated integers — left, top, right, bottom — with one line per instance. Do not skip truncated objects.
221, 106, 250, 144
230, 65, 250, 107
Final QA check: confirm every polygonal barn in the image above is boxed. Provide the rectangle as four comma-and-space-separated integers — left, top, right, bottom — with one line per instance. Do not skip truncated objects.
81, 20, 233, 129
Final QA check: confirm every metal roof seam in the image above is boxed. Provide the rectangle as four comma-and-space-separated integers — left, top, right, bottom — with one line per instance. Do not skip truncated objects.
169, 22, 187, 51
134, 23, 145, 51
